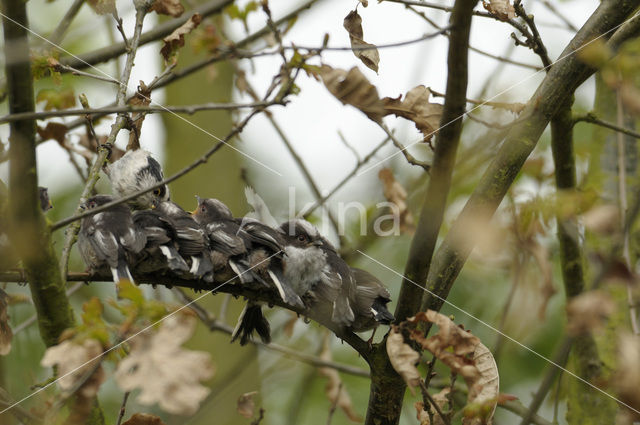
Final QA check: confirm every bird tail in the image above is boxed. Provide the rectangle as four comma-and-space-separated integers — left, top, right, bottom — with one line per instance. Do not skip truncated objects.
159, 245, 189, 272
111, 261, 134, 284
371, 299, 394, 324
229, 259, 253, 284
231, 303, 271, 345
267, 269, 304, 309
332, 296, 355, 326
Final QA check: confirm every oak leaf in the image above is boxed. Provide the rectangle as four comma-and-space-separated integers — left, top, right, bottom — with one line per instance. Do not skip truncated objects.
319, 65, 385, 122
482, 0, 515, 21
386, 326, 421, 394
160, 14, 202, 64
150, 0, 184, 17
237, 391, 257, 419
382, 86, 443, 142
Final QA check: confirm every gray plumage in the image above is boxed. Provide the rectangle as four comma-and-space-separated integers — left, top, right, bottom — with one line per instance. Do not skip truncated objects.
153, 200, 213, 281
78, 195, 146, 283
107, 149, 169, 209
132, 209, 189, 274
349, 268, 394, 332
280, 219, 356, 327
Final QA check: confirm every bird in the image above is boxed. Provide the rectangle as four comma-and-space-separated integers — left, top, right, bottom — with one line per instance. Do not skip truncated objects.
77, 195, 146, 283
191, 197, 252, 281
152, 199, 213, 281
132, 209, 189, 274
349, 267, 394, 333
106, 149, 169, 209
279, 219, 357, 328
38, 187, 53, 212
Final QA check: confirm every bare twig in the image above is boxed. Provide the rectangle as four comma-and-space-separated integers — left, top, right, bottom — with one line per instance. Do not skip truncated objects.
574, 112, 640, 139
48, 0, 86, 45
172, 288, 370, 377
115, 392, 130, 425
430, 88, 526, 113
379, 124, 431, 171
419, 381, 451, 425
0, 100, 283, 124
514, 0, 552, 68
540, 0, 578, 32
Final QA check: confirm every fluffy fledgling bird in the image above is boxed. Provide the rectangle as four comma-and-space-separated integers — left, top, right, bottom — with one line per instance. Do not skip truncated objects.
152, 199, 213, 281
132, 209, 189, 274
78, 195, 146, 283
349, 268, 394, 333
280, 219, 357, 327
38, 187, 52, 212
106, 149, 169, 209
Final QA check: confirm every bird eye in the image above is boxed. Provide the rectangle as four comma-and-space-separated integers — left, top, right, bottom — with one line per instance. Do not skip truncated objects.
153, 188, 161, 196
297, 234, 306, 242
201, 206, 206, 212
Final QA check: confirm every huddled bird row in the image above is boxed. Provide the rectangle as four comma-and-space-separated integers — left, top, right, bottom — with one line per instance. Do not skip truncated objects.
77, 149, 395, 344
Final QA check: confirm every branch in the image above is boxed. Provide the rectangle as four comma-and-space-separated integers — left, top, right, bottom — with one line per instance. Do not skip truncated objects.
378, 124, 431, 171
365, 2, 477, 425
0, 100, 283, 123
540, 0, 578, 32
59, 0, 233, 69
574, 112, 640, 139
513, 0, 552, 69
48, 0, 85, 45
420, 0, 640, 315
172, 288, 370, 377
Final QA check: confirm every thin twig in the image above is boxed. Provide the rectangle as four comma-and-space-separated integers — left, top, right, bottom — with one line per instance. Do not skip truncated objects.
172, 288, 370, 377
0, 100, 283, 123
514, 0, 552, 69
379, 124, 431, 171
430, 88, 526, 113
325, 382, 342, 425
540, 0, 578, 32
115, 392, 130, 425
337, 130, 361, 162
302, 136, 390, 217
419, 381, 450, 425
48, 0, 86, 45
573, 112, 640, 139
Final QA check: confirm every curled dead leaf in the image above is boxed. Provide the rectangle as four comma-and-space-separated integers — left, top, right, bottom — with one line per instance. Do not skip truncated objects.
40, 338, 105, 398
386, 326, 421, 394
318, 334, 363, 422
237, 391, 257, 419
126, 81, 152, 151
408, 311, 499, 424
378, 168, 414, 234
160, 14, 202, 64
122, 413, 167, 425
37, 122, 68, 145
115, 314, 214, 416
566, 290, 615, 336
319, 65, 384, 122
343, 10, 379, 73
482, 0, 515, 21
382, 86, 443, 142
150, 0, 184, 17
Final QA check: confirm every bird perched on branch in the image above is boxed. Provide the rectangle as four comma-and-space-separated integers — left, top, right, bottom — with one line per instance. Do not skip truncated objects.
280, 219, 356, 328
132, 209, 189, 274
152, 199, 213, 281
106, 149, 169, 209
350, 268, 394, 333
78, 195, 146, 283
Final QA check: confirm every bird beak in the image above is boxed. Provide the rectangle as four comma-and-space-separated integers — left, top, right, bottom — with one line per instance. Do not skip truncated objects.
190, 196, 201, 215
46, 200, 53, 210
311, 240, 323, 247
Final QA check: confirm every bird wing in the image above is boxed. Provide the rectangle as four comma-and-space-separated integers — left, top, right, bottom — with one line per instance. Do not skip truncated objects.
206, 222, 247, 256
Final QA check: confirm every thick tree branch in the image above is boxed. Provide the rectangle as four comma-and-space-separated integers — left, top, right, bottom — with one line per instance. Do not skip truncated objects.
420, 0, 640, 315
364, 2, 477, 425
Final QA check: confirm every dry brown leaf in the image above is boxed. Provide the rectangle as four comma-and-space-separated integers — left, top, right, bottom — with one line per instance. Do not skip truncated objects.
115, 314, 214, 416
86, 0, 116, 15
414, 401, 431, 425
318, 334, 363, 422
566, 291, 615, 336
378, 168, 415, 234
482, 0, 515, 21
37, 122, 68, 145
122, 413, 167, 425
41, 338, 105, 398
613, 333, 640, 420
319, 65, 385, 122
0, 289, 12, 356
343, 10, 379, 73
382, 86, 443, 142
386, 326, 421, 394
126, 81, 152, 151
160, 14, 202, 64
581, 204, 619, 235
150, 0, 184, 17
408, 311, 499, 425
237, 391, 257, 419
